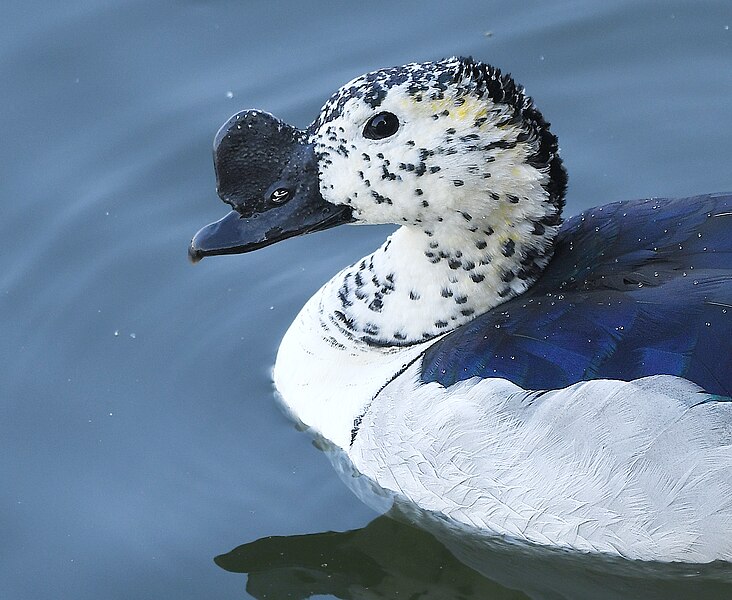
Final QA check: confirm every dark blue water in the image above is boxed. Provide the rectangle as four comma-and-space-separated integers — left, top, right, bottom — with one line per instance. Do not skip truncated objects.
2, 1, 731, 598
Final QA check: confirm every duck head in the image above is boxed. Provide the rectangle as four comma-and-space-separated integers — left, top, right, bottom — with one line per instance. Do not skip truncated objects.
191, 57, 567, 273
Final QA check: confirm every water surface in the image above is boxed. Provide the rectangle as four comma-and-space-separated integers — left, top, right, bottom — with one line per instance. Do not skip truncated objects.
2, 1, 731, 598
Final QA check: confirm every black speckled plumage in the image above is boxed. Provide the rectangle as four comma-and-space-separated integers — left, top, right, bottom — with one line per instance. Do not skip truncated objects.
422, 193, 732, 397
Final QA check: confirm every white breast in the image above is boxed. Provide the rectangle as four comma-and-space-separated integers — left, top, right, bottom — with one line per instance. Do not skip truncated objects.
273, 280, 437, 449
348, 364, 732, 562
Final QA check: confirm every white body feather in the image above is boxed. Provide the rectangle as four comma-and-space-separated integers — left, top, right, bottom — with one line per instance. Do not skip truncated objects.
352, 365, 732, 562
274, 250, 732, 563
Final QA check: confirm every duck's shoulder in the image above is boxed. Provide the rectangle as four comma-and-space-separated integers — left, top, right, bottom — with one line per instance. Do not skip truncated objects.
421, 193, 732, 395
540, 192, 732, 291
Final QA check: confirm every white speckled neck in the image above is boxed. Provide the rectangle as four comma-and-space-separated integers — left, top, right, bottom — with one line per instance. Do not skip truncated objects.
319, 196, 557, 346
272, 191, 557, 448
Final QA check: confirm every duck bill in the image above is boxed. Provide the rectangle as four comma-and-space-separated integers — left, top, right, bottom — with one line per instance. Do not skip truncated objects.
188, 200, 352, 263
189, 109, 353, 263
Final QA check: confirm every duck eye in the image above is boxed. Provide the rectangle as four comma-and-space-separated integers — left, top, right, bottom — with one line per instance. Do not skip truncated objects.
269, 188, 290, 204
363, 112, 399, 140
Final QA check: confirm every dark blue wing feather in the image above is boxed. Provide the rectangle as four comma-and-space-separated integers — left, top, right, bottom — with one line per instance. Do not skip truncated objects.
421, 193, 732, 396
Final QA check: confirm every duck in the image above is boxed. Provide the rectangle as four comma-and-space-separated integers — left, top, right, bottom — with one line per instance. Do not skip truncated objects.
189, 57, 732, 563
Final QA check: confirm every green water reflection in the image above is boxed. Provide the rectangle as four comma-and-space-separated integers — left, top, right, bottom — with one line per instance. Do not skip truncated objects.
217, 515, 525, 599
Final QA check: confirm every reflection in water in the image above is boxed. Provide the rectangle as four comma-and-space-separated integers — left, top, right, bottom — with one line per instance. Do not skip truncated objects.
216, 514, 732, 600
215, 515, 525, 600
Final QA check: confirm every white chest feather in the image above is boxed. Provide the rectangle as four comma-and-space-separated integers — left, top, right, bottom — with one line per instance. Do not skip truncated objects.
273, 285, 435, 450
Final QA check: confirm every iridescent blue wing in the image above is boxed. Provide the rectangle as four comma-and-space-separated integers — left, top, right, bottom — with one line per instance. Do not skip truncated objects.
421, 193, 732, 396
